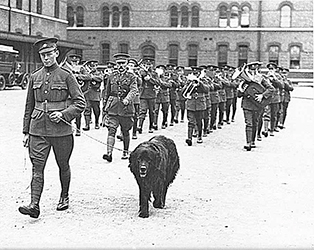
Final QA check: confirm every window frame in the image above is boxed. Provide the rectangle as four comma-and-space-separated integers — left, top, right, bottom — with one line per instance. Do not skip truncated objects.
218, 44, 228, 67
76, 6, 84, 27
280, 4, 292, 28
238, 45, 249, 67
67, 6, 74, 27
102, 6, 110, 27
54, 0, 59, 18
101, 43, 110, 64
122, 6, 130, 27
169, 44, 179, 66
188, 43, 198, 67
37, 0, 42, 14
191, 6, 199, 27
218, 5, 228, 28
112, 6, 120, 28
181, 6, 189, 28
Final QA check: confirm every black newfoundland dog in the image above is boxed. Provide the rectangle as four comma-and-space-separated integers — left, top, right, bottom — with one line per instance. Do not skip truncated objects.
129, 135, 180, 218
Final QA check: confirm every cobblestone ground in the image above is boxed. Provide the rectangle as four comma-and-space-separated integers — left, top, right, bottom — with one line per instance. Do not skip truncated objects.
0, 86, 313, 249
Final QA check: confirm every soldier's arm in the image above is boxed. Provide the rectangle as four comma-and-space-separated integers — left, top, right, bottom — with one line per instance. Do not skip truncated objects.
124, 74, 138, 104
61, 74, 86, 121
22, 76, 35, 134
261, 78, 275, 99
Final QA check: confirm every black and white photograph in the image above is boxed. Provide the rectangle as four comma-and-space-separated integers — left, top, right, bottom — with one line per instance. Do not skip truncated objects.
0, 0, 313, 249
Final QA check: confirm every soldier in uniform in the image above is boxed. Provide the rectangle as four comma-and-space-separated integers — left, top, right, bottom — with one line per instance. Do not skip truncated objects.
62, 54, 91, 136
127, 58, 142, 139
174, 66, 187, 123
207, 65, 222, 132
166, 63, 179, 126
102, 53, 138, 162
267, 63, 284, 136
19, 38, 86, 218
138, 57, 159, 133
153, 64, 173, 130
224, 65, 237, 124
278, 67, 294, 129
183, 66, 209, 146
82, 60, 103, 131
235, 62, 274, 151
216, 67, 229, 129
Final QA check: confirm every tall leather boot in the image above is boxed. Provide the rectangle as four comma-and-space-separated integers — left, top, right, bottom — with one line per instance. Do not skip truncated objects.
185, 126, 193, 146
122, 131, 130, 159
82, 116, 90, 131
103, 135, 115, 162
137, 118, 144, 134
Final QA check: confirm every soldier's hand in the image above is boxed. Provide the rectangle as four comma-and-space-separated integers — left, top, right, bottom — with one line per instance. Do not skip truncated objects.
122, 99, 129, 106
49, 111, 63, 123
144, 75, 151, 81
23, 134, 29, 148
255, 94, 263, 103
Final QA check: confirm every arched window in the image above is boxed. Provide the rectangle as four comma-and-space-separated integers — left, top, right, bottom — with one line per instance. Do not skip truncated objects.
238, 45, 248, 66
269, 45, 280, 65
219, 5, 228, 28
241, 6, 250, 27
290, 45, 300, 69
230, 6, 239, 28
76, 6, 84, 27
188, 44, 198, 66
101, 43, 110, 64
37, 0, 42, 14
102, 6, 110, 27
218, 45, 228, 67
191, 6, 199, 27
170, 6, 178, 27
280, 5, 291, 28
67, 6, 74, 27
142, 45, 155, 61
54, 0, 60, 18
169, 44, 179, 65
118, 43, 129, 54
122, 6, 130, 27
181, 6, 189, 27
112, 6, 120, 27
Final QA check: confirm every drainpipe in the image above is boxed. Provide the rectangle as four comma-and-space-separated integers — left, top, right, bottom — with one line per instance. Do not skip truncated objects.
28, 0, 32, 35
8, 0, 11, 32
257, 0, 262, 61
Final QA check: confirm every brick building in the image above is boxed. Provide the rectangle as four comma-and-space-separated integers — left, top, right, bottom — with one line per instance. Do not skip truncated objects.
0, 0, 90, 73
67, 0, 313, 71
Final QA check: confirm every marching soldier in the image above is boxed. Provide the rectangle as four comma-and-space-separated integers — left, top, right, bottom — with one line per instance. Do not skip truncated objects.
166, 63, 179, 126
174, 66, 187, 123
208, 65, 221, 132
224, 65, 237, 124
183, 66, 209, 146
153, 64, 171, 130
62, 54, 91, 136
102, 53, 138, 162
235, 62, 274, 151
138, 57, 159, 134
278, 67, 294, 129
217, 67, 229, 129
19, 37, 86, 218
82, 60, 102, 131
267, 63, 284, 136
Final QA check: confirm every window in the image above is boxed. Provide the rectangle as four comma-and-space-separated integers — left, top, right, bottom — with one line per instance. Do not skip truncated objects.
188, 44, 198, 66
119, 43, 129, 54
181, 6, 189, 27
280, 5, 291, 28
169, 44, 179, 65
238, 45, 248, 66
218, 45, 228, 67
102, 6, 110, 27
142, 45, 155, 61
37, 0, 42, 14
122, 6, 130, 27
269, 45, 280, 65
16, 0, 22, 10
219, 5, 228, 28
230, 6, 239, 28
67, 7, 74, 27
290, 45, 300, 69
76, 6, 84, 27
101, 43, 110, 64
112, 6, 120, 27
170, 6, 178, 27
54, 0, 59, 18
191, 6, 199, 27
241, 6, 250, 27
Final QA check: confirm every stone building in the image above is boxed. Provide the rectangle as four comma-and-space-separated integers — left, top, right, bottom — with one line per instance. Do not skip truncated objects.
67, 0, 313, 71
0, 0, 89, 73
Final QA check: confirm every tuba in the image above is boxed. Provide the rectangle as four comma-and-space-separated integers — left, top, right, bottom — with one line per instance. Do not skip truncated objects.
182, 73, 199, 99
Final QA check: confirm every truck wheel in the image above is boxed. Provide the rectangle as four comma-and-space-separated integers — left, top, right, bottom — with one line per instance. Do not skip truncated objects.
20, 74, 29, 90
0, 75, 6, 90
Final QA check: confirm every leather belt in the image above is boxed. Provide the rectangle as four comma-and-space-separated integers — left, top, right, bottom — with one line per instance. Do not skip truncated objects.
35, 101, 67, 112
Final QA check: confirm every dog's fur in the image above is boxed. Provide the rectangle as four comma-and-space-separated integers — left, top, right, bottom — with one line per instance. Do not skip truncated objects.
129, 135, 180, 218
